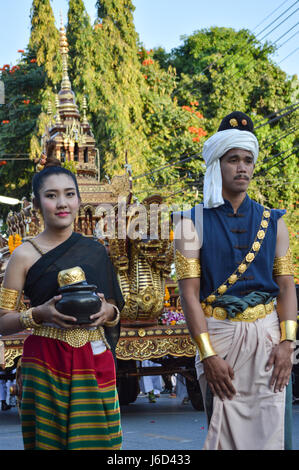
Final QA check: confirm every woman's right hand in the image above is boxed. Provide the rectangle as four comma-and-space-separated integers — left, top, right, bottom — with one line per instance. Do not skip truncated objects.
32, 295, 78, 329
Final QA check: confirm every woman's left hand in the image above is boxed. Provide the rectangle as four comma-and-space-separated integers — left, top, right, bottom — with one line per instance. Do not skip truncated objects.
85, 293, 116, 327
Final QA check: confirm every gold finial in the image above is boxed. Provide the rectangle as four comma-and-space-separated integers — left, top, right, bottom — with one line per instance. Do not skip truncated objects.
82, 94, 88, 124
55, 93, 61, 124
59, 13, 71, 91
47, 100, 52, 117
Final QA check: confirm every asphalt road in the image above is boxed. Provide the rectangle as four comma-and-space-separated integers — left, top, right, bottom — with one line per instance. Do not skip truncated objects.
1, 394, 299, 451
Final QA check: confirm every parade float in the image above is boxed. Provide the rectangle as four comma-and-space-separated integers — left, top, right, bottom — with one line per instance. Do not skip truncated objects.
0, 24, 203, 410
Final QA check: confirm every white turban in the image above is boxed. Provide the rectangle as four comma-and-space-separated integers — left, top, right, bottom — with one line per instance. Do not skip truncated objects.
202, 129, 259, 209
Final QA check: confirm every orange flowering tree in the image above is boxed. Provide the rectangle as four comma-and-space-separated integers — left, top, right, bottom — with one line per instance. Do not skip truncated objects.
138, 48, 207, 203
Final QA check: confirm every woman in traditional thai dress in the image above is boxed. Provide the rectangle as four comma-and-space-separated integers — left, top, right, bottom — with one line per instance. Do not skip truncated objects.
0, 162, 124, 450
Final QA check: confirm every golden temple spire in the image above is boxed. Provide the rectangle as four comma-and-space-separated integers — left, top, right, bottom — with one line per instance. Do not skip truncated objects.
59, 14, 72, 91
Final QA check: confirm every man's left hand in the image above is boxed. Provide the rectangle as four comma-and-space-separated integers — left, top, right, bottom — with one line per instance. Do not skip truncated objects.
266, 341, 294, 392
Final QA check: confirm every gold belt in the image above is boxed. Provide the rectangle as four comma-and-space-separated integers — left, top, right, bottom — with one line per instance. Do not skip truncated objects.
32, 325, 110, 349
201, 300, 275, 322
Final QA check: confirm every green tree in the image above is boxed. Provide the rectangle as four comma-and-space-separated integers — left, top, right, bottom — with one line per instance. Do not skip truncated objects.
135, 48, 207, 204
66, 0, 95, 116
90, 0, 152, 176
28, 0, 61, 161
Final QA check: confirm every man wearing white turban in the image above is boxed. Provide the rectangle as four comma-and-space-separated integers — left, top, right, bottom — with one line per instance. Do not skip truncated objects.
202, 127, 259, 208
173, 111, 297, 450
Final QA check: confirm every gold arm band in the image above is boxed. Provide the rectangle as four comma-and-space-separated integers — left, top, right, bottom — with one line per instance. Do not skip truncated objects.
175, 249, 201, 281
0, 286, 21, 311
104, 305, 120, 327
193, 332, 217, 361
273, 247, 294, 276
280, 320, 297, 343
19, 308, 42, 330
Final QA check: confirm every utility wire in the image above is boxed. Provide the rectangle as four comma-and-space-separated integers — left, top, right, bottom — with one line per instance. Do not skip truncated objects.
253, 101, 299, 125
198, 1, 298, 76
257, 3, 299, 41
278, 45, 299, 62
252, 0, 293, 32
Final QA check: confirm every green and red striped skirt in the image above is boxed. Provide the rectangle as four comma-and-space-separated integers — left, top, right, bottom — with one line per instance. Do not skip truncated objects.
20, 335, 122, 450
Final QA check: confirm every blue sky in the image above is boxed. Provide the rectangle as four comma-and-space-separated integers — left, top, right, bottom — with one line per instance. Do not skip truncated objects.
0, 0, 298, 76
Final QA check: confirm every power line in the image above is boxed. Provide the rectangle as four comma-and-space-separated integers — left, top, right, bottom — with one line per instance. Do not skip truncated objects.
198, 1, 298, 76
253, 101, 299, 125
262, 124, 299, 148
255, 104, 299, 129
259, 143, 299, 165
277, 28, 299, 47
226, 21, 299, 84
259, 147, 299, 173
256, 2, 299, 41
278, 45, 299, 62
252, 0, 293, 32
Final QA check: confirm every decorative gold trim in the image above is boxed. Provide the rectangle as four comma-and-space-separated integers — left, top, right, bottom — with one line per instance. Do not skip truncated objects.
175, 249, 201, 281
201, 300, 274, 322
32, 325, 109, 349
4, 348, 23, 369
57, 266, 86, 287
203, 206, 271, 304
116, 325, 196, 360
0, 287, 21, 311
280, 320, 297, 342
273, 247, 294, 276
116, 336, 196, 360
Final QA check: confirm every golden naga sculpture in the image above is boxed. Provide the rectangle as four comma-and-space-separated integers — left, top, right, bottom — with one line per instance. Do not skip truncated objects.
105, 195, 174, 326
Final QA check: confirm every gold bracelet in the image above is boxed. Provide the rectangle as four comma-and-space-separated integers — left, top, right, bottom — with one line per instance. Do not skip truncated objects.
19, 308, 42, 330
193, 332, 217, 361
104, 305, 120, 327
273, 247, 294, 276
280, 320, 297, 343
0, 286, 21, 311
175, 250, 201, 280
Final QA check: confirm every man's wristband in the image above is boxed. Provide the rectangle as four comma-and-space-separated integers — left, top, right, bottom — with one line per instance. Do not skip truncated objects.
280, 320, 297, 343
193, 332, 217, 361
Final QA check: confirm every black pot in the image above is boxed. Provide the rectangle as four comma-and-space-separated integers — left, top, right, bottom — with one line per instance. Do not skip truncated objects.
55, 282, 102, 324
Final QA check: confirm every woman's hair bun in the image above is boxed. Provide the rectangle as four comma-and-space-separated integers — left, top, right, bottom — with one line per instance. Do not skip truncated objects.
44, 158, 62, 169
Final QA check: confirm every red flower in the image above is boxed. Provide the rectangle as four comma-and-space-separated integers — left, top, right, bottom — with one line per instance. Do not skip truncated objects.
142, 58, 154, 66
30, 59, 37, 63
182, 105, 193, 112
0, 161, 7, 165
2, 120, 10, 124
18, 49, 24, 53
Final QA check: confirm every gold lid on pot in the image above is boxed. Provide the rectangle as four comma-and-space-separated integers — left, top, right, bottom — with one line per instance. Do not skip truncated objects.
57, 266, 86, 287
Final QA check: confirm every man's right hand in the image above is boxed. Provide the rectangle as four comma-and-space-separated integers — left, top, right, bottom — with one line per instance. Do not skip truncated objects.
203, 355, 236, 401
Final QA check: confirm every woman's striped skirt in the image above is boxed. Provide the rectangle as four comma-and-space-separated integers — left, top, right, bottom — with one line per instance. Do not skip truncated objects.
20, 335, 122, 450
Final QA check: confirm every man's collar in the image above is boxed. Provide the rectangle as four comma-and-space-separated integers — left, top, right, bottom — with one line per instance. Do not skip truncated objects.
220, 193, 250, 214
